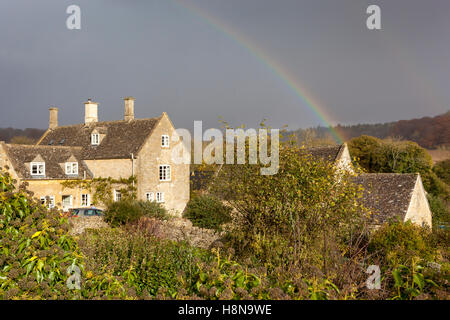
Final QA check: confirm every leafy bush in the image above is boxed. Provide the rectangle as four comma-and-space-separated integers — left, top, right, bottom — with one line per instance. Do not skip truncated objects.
433, 159, 450, 186
0, 171, 83, 299
184, 195, 232, 231
368, 220, 435, 265
210, 140, 368, 276
368, 221, 448, 300
104, 200, 168, 227
427, 194, 449, 228
78, 228, 345, 300
0, 169, 135, 300
348, 136, 433, 175
78, 228, 214, 297
137, 200, 170, 221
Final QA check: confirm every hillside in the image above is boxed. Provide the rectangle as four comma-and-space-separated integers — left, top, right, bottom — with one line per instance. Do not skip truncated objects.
291, 111, 450, 149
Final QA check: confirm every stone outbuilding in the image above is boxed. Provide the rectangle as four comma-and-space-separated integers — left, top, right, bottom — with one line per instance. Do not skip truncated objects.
302, 143, 353, 172
353, 173, 432, 228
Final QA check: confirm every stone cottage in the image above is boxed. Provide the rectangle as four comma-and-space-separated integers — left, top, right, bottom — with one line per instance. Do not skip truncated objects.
0, 97, 190, 216
304, 144, 432, 228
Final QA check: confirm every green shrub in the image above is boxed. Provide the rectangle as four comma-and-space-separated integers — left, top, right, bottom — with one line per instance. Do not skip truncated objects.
104, 200, 168, 227
0, 171, 84, 299
137, 200, 170, 221
0, 169, 135, 300
433, 159, 450, 186
368, 220, 435, 265
104, 200, 142, 227
183, 195, 232, 231
348, 136, 433, 175
78, 228, 214, 297
427, 194, 449, 228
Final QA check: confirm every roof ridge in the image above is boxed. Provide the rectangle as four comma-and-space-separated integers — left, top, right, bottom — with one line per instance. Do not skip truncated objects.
306, 144, 342, 149
49, 116, 161, 129
6, 144, 82, 150
360, 172, 418, 176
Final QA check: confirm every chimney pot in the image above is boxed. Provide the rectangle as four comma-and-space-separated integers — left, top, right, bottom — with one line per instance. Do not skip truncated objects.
49, 107, 58, 129
124, 97, 135, 121
84, 99, 99, 124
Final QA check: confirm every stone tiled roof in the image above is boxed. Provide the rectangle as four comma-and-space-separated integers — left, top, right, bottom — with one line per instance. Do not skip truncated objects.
301, 144, 345, 162
38, 117, 160, 160
3, 144, 93, 180
353, 173, 418, 224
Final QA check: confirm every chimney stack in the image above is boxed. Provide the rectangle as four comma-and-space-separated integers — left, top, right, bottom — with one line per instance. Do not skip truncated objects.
49, 107, 58, 129
84, 99, 99, 124
124, 97, 135, 121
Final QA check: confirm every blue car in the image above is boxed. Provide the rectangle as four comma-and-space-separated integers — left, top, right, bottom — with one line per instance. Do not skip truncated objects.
70, 207, 103, 218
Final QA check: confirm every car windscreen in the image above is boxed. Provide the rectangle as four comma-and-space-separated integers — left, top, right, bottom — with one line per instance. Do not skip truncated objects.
85, 209, 96, 216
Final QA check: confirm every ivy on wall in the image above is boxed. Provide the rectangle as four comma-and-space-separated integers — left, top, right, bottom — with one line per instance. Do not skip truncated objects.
61, 176, 137, 206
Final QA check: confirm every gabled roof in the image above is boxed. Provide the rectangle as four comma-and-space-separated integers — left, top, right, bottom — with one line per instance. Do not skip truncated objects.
38, 117, 161, 160
353, 173, 419, 224
301, 144, 346, 162
3, 144, 92, 180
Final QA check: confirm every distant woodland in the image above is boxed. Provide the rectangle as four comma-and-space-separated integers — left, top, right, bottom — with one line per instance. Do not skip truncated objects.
0, 128, 45, 144
289, 111, 450, 149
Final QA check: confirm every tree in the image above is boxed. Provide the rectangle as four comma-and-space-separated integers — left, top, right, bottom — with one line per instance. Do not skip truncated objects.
210, 135, 368, 277
348, 136, 433, 175
10, 136, 36, 145
433, 159, 450, 186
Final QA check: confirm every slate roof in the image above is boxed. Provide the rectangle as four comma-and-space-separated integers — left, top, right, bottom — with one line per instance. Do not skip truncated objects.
301, 144, 345, 162
3, 144, 93, 180
353, 173, 419, 224
38, 117, 160, 160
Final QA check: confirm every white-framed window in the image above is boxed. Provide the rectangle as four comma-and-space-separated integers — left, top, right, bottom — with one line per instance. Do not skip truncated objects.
114, 190, 122, 202
161, 135, 170, 148
91, 133, 100, 145
30, 162, 45, 176
48, 196, 55, 209
156, 192, 164, 203
159, 165, 171, 181
40, 195, 55, 208
62, 195, 73, 208
81, 194, 90, 207
65, 162, 78, 175
146, 192, 154, 202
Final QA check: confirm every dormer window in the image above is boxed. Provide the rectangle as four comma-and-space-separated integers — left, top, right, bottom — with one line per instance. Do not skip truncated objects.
30, 162, 45, 176
161, 135, 169, 148
91, 133, 100, 145
65, 162, 78, 175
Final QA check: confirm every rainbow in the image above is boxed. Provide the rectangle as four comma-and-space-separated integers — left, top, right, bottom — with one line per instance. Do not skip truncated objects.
172, 0, 344, 144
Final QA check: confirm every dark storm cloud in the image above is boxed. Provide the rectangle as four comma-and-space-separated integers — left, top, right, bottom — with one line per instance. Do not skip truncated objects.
0, 0, 449, 131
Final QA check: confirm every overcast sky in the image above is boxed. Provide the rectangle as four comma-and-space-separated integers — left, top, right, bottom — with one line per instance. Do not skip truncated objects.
0, 0, 449, 131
